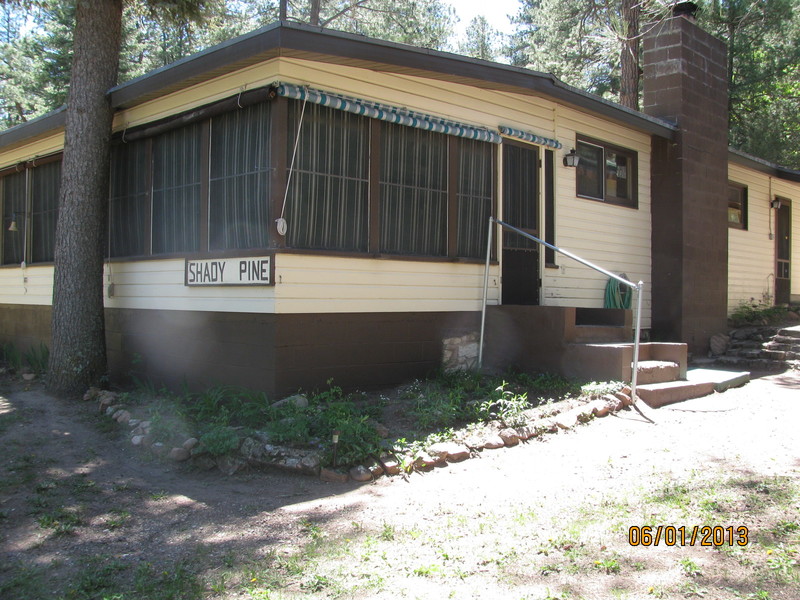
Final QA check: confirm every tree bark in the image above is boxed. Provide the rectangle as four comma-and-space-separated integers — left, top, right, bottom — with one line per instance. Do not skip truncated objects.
619, 0, 640, 111
48, 0, 123, 396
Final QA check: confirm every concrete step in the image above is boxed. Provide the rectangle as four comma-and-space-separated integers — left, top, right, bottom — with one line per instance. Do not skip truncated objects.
637, 368, 750, 408
637, 380, 716, 408
637, 360, 680, 385
571, 325, 629, 344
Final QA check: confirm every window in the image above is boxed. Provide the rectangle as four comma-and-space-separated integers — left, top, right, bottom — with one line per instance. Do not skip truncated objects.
457, 138, 493, 258
1, 158, 61, 266
380, 124, 448, 256
151, 123, 202, 254
576, 137, 637, 208
285, 102, 369, 252
210, 102, 272, 250
727, 182, 747, 229
30, 160, 61, 263
110, 139, 149, 257
2, 171, 26, 265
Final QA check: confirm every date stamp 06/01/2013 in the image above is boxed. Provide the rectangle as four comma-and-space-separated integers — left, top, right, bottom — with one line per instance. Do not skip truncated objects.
628, 525, 749, 547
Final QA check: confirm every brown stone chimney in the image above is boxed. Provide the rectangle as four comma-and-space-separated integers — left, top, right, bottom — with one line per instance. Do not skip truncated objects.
642, 3, 729, 355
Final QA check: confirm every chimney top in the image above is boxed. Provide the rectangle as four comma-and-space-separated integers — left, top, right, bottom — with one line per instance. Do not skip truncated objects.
672, 2, 699, 20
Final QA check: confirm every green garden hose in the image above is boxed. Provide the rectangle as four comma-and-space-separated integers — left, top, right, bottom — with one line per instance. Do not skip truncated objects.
604, 274, 632, 309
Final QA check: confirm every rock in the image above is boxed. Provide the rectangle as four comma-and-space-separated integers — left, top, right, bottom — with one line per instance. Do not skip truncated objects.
378, 454, 401, 475
349, 465, 372, 482
370, 420, 390, 438
193, 455, 217, 471
216, 456, 245, 476
139, 421, 151, 430
183, 437, 199, 451
238, 437, 263, 461
428, 442, 470, 462
589, 399, 611, 417
105, 406, 119, 417
499, 428, 519, 446
116, 410, 131, 424
320, 468, 349, 483
621, 385, 632, 396
128, 419, 141, 429
482, 434, 506, 449
131, 435, 144, 446
614, 392, 633, 407
271, 394, 309, 410
151, 442, 167, 456
787, 311, 800, 321
532, 418, 558, 433
21, 373, 35, 381
83, 387, 101, 402
575, 405, 595, 421
169, 447, 190, 462
140, 434, 154, 448
514, 426, 537, 441
365, 459, 384, 478
555, 410, 579, 429
709, 333, 730, 356
412, 452, 439, 469
299, 453, 321, 475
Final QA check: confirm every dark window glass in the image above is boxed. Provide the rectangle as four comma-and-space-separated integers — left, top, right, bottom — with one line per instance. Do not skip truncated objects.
30, 161, 60, 263
576, 138, 637, 207
110, 140, 149, 257
457, 139, 493, 258
380, 123, 447, 256
727, 183, 747, 229
286, 102, 369, 251
152, 123, 202, 254
210, 102, 272, 250
576, 142, 604, 200
2, 171, 26, 265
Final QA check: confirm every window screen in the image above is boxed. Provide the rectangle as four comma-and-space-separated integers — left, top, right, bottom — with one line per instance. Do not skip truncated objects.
2, 171, 26, 265
457, 139, 493, 258
110, 140, 149, 257
210, 102, 272, 250
30, 161, 60, 263
380, 123, 448, 256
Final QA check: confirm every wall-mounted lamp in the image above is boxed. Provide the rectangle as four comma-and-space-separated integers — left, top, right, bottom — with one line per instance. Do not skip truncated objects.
563, 148, 580, 168
770, 198, 782, 210
7, 212, 18, 232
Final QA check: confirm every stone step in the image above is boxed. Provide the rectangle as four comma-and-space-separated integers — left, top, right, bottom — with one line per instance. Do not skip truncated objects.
637, 380, 717, 408
762, 341, 798, 352
778, 325, 800, 339
771, 335, 800, 345
714, 355, 787, 371
636, 360, 681, 385
685, 368, 750, 392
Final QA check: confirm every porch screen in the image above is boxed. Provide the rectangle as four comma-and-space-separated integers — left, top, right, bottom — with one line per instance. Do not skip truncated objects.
151, 123, 202, 254
30, 160, 60, 263
1, 171, 26, 265
457, 139, 493, 258
380, 123, 448, 256
285, 102, 369, 251
209, 101, 272, 250
110, 139, 149, 257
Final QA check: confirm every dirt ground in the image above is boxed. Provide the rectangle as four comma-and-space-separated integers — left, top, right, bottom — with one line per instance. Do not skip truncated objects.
1, 369, 798, 599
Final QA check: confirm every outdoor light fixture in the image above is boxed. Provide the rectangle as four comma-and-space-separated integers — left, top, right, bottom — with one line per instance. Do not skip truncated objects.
563, 148, 580, 167
770, 198, 782, 209
7, 212, 18, 232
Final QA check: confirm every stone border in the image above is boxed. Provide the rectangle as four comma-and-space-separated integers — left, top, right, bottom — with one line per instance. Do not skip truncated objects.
84, 386, 633, 482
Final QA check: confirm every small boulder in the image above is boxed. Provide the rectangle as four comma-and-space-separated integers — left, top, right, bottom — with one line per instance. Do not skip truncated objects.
554, 410, 578, 430
349, 465, 372, 482
499, 428, 519, 446
414, 452, 439, 469
428, 442, 470, 463
151, 442, 167, 456
300, 453, 321, 475
83, 387, 101, 402
271, 394, 309, 410
169, 447, 191, 462
131, 435, 144, 446
216, 456, 245, 476
482, 434, 506, 449
320, 468, 349, 483
378, 454, 401, 475
183, 437, 199, 451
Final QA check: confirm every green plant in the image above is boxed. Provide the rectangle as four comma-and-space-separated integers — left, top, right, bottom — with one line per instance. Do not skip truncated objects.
23, 342, 49, 375
479, 381, 530, 427
729, 301, 789, 327
679, 557, 702, 577
37, 507, 82, 535
593, 556, 621, 574
198, 424, 240, 457
2, 342, 22, 373
580, 380, 624, 398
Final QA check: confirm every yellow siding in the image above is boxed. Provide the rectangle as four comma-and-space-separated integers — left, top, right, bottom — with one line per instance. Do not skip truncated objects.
2, 56, 650, 323
727, 163, 800, 312
0, 133, 64, 170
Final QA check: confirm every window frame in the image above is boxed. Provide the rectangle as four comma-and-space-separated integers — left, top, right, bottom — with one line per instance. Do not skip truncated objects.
575, 135, 638, 209
727, 181, 748, 230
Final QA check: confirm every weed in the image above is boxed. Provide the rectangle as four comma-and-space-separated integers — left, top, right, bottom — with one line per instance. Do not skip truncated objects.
0, 562, 45, 600
765, 544, 799, 582
63, 555, 126, 599
132, 560, 204, 600
106, 508, 131, 529
593, 557, 621, 574
580, 380, 624, 398
679, 557, 702, 577
678, 581, 707, 597
380, 522, 396, 541
412, 563, 442, 577
2, 342, 23, 372
23, 342, 49, 375
479, 381, 530, 427
37, 507, 82, 535
729, 301, 789, 327
198, 424, 240, 456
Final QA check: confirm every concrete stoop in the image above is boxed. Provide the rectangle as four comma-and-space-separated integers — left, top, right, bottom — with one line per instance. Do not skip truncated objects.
636, 368, 750, 408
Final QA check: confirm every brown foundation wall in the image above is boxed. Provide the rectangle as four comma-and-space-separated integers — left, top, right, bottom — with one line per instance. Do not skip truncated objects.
0, 304, 52, 353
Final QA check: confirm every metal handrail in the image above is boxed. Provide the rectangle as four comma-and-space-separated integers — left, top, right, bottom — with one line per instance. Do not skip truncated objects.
479, 217, 646, 409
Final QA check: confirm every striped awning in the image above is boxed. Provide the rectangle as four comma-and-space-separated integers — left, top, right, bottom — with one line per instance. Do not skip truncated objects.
272, 82, 502, 144
499, 126, 562, 149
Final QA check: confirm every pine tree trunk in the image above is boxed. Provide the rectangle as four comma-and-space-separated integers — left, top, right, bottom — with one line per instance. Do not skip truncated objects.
619, 0, 640, 111
48, 0, 123, 396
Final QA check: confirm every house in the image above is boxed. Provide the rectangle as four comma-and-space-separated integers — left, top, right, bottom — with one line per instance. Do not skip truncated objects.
0, 9, 797, 397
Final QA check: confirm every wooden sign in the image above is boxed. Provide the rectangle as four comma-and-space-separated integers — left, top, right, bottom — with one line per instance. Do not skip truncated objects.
185, 256, 273, 286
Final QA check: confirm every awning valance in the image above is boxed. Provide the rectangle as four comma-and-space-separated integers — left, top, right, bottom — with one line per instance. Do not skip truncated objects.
272, 83, 502, 144
499, 126, 562, 150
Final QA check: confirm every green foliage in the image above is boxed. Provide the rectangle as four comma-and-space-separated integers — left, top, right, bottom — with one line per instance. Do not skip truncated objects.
2, 342, 22, 372
729, 302, 790, 327
24, 342, 50, 376
478, 381, 530, 427
580, 380, 624, 398
198, 423, 240, 457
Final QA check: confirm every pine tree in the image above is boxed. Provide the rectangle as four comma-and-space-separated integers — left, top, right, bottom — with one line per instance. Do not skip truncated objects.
459, 15, 500, 61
